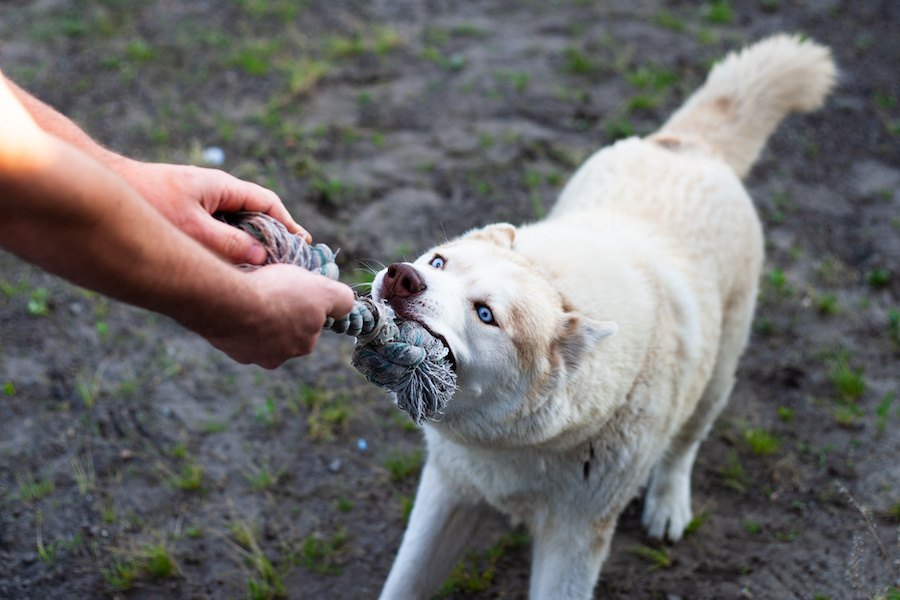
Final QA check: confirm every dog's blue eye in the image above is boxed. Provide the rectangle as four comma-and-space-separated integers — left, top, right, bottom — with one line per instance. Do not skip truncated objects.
475, 303, 495, 325
429, 255, 445, 269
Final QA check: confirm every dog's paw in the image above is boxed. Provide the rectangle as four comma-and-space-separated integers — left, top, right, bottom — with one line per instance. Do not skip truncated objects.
641, 469, 692, 542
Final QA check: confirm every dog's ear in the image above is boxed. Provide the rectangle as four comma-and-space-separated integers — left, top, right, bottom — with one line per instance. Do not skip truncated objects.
554, 313, 617, 373
463, 223, 516, 249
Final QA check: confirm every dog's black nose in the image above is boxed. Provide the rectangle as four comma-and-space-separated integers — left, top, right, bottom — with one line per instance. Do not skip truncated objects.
382, 263, 426, 299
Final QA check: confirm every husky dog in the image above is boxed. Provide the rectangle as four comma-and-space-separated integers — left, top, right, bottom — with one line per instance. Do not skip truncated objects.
373, 35, 836, 599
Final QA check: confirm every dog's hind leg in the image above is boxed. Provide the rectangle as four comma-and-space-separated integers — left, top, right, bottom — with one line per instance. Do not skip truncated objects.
379, 459, 488, 600
643, 282, 759, 542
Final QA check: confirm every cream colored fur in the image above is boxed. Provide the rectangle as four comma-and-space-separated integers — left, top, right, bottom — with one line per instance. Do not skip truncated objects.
373, 35, 836, 599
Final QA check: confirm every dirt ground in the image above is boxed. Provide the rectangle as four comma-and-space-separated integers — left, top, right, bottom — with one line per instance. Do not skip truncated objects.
1, 1, 898, 599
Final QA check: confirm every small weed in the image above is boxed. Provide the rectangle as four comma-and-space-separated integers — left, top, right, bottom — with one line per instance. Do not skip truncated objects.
27, 287, 50, 316
684, 511, 709, 536
3, 381, 14, 396
17, 473, 55, 502
624, 65, 676, 92
104, 560, 138, 591
743, 428, 781, 456
438, 530, 528, 595
202, 418, 228, 434
255, 397, 279, 428
125, 39, 156, 63
630, 544, 672, 569
765, 267, 792, 298
246, 463, 282, 491
703, 0, 734, 24
656, 10, 685, 32
35, 511, 59, 565
305, 389, 352, 442
866, 268, 891, 289
827, 354, 866, 403
300, 528, 347, 575
384, 450, 424, 482
171, 462, 204, 492
494, 69, 531, 92
719, 450, 747, 493
814, 291, 840, 316
563, 47, 599, 76
71, 455, 96, 496
875, 392, 895, 435
336, 497, 354, 513
141, 542, 177, 580
247, 554, 285, 600
777, 406, 795, 423
744, 519, 763, 534
399, 494, 414, 522
229, 40, 281, 76
604, 117, 636, 141
889, 308, 900, 345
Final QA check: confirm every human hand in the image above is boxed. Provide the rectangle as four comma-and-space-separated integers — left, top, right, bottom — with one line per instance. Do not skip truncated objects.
194, 264, 355, 369
117, 161, 309, 265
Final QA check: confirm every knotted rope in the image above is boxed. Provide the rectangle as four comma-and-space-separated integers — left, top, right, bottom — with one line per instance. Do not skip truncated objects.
221, 212, 457, 423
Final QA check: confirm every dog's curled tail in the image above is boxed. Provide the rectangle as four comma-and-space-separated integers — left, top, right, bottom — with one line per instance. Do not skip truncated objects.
653, 34, 836, 179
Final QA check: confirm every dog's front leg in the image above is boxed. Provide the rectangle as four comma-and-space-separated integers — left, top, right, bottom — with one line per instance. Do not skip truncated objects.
379, 459, 487, 600
528, 511, 616, 600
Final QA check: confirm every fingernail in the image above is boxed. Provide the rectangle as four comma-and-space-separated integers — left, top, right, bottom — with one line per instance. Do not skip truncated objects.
247, 243, 267, 264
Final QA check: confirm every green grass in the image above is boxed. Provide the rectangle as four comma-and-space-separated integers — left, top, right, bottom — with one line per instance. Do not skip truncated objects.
299, 528, 347, 575
719, 450, 747, 493
303, 388, 352, 442
141, 542, 177, 580
255, 397, 279, 428
104, 560, 139, 591
246, 463, 282, 491
866, 268, 890, 289
827, 354, 866, 403
777, 406, 796, 423
27, 287, 50, 316
656, 10, 686, 32
171, 462, 204, 492
17, 473, 55, 502
563, 47, 600, 76
684, 511, 709, 536
743, 519, 763, 534
814, 291, 840, 316
630, 544, 672, 568
703, 0, 734, 24
384, 450, 424, 482
875, 392, 895, 435
438, 530, 529, 596
743, 428, 781, 456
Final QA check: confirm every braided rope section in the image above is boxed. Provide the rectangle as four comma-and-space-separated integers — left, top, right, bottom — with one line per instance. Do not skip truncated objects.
224, 212, 457, 424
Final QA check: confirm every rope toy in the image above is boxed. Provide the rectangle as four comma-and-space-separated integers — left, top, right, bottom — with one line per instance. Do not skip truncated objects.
220, 212, 457, 424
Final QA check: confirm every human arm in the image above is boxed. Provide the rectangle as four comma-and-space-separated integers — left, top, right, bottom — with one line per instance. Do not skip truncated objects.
4, 77, 310, 264
0, 72, 354, 367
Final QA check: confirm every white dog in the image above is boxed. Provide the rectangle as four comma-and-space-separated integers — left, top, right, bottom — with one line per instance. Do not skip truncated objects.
372, 35, 836, 599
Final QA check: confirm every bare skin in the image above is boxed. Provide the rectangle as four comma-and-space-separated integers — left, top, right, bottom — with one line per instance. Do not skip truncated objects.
0, 71, 354, 368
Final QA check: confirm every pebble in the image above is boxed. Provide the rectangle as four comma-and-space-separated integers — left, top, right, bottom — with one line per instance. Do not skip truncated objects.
328, 458, 342, 473
201, 146, 225, 166
357, 438, 368, 451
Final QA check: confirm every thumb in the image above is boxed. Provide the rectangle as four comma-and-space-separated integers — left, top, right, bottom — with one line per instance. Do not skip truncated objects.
203, 218, 268, 265
324, 280, 356, 319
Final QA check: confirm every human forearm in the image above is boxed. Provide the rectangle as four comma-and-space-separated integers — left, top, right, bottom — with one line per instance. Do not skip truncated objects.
0, 131, 253, 329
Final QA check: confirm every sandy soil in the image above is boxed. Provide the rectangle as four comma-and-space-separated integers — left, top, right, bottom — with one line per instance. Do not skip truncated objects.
0, 1, 898, 598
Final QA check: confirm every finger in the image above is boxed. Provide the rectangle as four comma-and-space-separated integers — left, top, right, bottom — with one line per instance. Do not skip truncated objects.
217, 176, 311, 242
325, 281, 356, 319
199, 217, 269, 265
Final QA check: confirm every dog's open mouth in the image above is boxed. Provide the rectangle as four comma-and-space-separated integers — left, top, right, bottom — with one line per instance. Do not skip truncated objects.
387, 303, 456, 372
